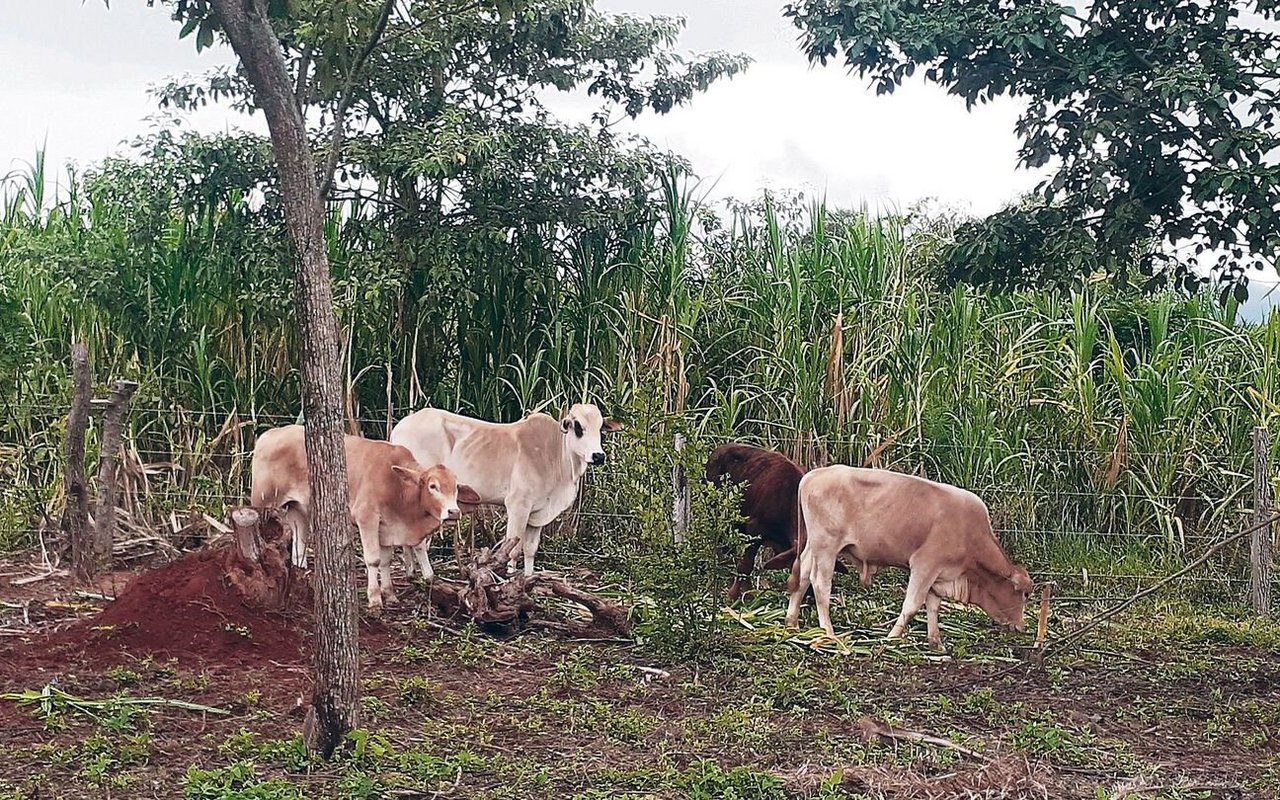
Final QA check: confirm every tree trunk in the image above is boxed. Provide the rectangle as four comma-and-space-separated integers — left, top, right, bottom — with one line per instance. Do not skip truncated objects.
209, 0, 359, 759
93, 379, 138, 571
62, 342, 92, 579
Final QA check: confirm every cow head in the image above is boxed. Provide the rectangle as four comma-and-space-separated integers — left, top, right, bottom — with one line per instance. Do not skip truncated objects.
560, 403, 623, 467
392, 463, 479, 523
968, 564, 1033, 633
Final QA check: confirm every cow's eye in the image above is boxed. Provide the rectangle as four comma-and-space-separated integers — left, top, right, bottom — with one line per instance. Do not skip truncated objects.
429, 483, 439, 492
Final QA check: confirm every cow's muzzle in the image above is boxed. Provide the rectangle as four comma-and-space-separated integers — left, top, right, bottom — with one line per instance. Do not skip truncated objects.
444, 507, 460, 521
591, 452, 606, 465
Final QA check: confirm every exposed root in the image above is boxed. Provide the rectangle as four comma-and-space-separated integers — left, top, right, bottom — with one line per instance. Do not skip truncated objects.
426, 538, 630, 635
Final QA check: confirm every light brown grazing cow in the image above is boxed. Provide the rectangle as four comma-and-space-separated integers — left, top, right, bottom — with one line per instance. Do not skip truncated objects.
390, 403, 622, 576
786, 465, 1033, 646
250, 425, 479, 612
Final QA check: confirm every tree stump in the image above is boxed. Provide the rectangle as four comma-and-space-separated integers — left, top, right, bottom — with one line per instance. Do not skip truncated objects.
223, 507, 294, 611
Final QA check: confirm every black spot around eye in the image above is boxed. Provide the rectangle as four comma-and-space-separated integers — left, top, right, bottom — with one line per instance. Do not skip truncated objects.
573, 421, 584, 438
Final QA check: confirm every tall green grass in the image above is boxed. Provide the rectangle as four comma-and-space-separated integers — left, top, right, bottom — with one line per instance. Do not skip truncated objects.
1, 145, 1276, 592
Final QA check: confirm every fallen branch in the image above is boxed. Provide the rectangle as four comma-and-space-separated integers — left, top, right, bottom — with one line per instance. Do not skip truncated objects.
72, 590, 114, 602
425, 538, 630, 635
858, 716, 986, 760
10, 570, 68, 587
533, 575, 632, 635
1042, 513, 1280, 659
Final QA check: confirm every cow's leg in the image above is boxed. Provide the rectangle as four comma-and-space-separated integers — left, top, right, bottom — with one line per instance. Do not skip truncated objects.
785, 549, 814, 628
925, 590, 944, 649
411, 541, 435, 581
503, 502, 532, 574
379, 546, 398, 606
284, 505, 309, 569
355, 518, 385, 614
521, 524, 543, 577
810, 551, 838, 637
729, 539, 763, 601
889, 566, 939, 640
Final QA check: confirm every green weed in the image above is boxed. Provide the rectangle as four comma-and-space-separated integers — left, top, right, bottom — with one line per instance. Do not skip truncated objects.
184, 762, 303, 800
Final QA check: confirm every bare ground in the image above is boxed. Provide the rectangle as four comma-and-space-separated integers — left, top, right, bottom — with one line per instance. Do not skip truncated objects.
0, 550, 1277, 800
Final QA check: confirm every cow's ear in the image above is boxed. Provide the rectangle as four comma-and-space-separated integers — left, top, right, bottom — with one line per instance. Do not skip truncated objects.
391, 464, 420, 483
561, 417, 573, 433
457, 484, 481, 505
602, 418, 624, 433
1010, 568, 1033, 593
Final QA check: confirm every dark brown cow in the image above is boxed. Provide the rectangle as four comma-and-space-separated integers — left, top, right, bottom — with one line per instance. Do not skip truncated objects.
706, 443, 816, 600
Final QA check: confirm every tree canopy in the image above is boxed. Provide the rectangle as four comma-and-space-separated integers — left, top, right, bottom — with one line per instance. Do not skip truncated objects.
134, 0, 747, 419
153, 0, 748, 233
785, 0, 1280, 299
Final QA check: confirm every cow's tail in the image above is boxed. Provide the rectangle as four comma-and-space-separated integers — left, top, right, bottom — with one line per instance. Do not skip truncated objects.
787, 487, 810, 594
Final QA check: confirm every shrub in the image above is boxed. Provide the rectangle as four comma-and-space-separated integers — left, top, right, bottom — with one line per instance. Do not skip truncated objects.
594, 384, 744, 661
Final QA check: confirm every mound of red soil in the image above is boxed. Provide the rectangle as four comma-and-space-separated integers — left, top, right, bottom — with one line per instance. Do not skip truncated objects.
52, 546, 310, 667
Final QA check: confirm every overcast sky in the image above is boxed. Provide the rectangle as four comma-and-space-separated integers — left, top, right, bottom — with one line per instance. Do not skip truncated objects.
0, 0, 1040, 214
1, 0, 1275, 318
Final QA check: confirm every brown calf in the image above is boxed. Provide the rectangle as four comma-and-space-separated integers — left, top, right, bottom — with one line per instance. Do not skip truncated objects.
250, 425, 479, 612
786, 465, 1032, 646
707, 443, 825, 600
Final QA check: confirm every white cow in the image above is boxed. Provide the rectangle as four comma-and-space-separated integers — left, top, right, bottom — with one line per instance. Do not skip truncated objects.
389, 403, 622, 576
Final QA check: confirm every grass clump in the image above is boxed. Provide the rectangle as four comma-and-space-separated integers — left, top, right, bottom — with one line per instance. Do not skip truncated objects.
184, 762, 303, 800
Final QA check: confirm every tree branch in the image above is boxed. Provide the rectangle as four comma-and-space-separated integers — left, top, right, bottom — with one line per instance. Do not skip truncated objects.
293, 43, 314, 112
317, 0, 397, 202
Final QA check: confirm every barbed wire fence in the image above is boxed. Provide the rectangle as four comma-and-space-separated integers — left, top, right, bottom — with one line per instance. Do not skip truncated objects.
2, 390, 1277, 614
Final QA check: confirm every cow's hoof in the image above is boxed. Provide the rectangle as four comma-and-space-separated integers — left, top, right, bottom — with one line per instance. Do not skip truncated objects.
366, 601, 383, 618
886, 625, 906, 640
927, 637, 945, 651
382, 593, 399, 607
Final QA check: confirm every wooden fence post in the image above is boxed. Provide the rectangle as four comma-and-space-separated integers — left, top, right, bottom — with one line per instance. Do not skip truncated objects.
61, 342, 93, 579
1249, 426, 1273, 616
92, 379, 139, 570
672, 433, 689, 544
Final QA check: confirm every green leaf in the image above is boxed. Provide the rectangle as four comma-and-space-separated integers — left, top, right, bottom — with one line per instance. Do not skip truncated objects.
196, 19, 215, 52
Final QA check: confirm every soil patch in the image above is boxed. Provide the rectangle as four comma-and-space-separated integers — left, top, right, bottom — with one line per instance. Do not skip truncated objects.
44, 546, 309, 668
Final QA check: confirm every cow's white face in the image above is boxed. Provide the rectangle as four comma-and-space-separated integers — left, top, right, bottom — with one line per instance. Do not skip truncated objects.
561, 403, 623, 468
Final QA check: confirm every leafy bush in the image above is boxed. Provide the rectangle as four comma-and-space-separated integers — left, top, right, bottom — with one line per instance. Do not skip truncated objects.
593, 386, 744, 661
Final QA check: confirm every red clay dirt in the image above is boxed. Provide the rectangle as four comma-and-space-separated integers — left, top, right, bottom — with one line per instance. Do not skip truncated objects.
39, 546, 309, 668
